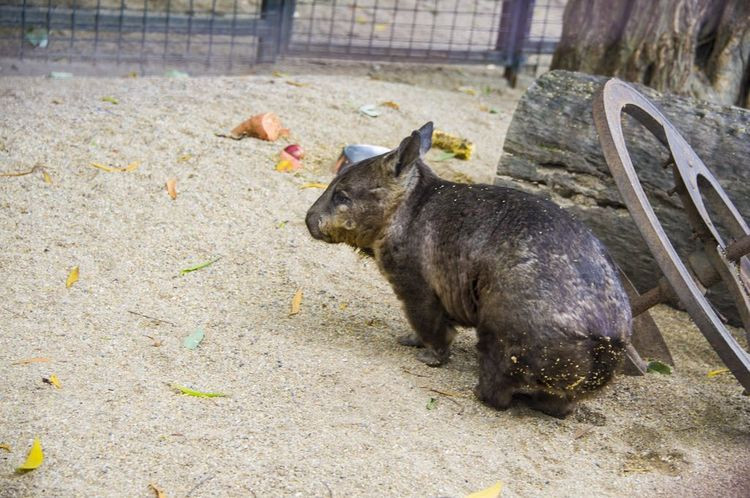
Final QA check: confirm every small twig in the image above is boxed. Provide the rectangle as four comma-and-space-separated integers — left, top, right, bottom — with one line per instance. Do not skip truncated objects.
323, 481, 333, 498
214, 132, 243, 140
186, 474, 215, 497
573, 425, 595, 440
1, 306, 26, 319
426, 387, 466, 399
0, 164, 42, 177
400, 366, 429, 378
144, 335, 163, 347
127, 310, 177, 326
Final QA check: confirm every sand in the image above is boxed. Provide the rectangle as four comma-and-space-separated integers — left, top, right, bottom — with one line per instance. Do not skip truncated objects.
1, 63, 749, 497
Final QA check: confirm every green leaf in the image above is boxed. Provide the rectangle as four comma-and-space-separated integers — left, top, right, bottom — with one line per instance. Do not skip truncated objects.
180, 257, 221, 276
164, 69, 189, 78
432, 151, 456, 162
172, 384, 226, 398
647, 360, 672, 375
183, 329, 205, 350
101, 96, 119, 105
49, 72, 73, 79
426, 397, 438, 410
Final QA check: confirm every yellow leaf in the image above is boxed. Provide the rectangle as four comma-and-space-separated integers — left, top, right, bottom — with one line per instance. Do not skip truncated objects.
0, 443, 11, 452
166, 177, 178, 200
149, 483, 166, 498
300, 182, 328, 189
16, 437, 43, 472
339, 302, 349, 310
466, 482, 503, 498
90, 162, 118, 172
172, 384, 227, 398
42, 171, 52, 184
66, 266, 79, 288
355, 15, 368, 24
90, 161, 140, 173
380, 100, 400, 110
457, 86, 478, 96
13, 357, 51, 365
707, 367, 730, 378
290, 288, 303, 316
374, 23, 388, 32
177, 154, 192, 163
286, 80, 310, 88
49, 374, 61, 388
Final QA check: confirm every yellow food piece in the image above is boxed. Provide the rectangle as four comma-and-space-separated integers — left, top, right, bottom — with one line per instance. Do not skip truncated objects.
432, 130, 474, 160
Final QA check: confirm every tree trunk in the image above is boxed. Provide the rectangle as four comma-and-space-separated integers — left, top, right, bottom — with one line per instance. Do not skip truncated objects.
495, 70, 750, 326
551, 0, 750, 108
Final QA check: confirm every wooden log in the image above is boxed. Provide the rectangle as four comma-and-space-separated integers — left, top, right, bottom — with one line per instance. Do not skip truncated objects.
495, 70, 750, 325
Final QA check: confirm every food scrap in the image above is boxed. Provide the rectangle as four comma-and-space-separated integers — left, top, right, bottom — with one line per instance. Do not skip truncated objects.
432, 130, 473, 160
231, 112, 289, 141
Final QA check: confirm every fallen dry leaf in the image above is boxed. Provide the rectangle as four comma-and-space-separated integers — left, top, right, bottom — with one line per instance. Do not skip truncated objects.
707, 367, 730, 378
380, 100, 400, 110
300, 182, 328, 189
144, 335, 163, 347
42, 171, 53, 184
0, 443, 10, 452
466, 481, 503, 498
16, 437, 43, 473
149, 483, 166, 498
0, 164, 43, 177
231, 112, 289, 141
286, 80, 310, 88
172, 384, 227, 398
13, 357, 51, 365
66, 266, 79, 288
44, 374, 61, 388
166, 177, 177, 200
176, 154, 192, 163
89, 161, 140, 173
289, 288, 303, 316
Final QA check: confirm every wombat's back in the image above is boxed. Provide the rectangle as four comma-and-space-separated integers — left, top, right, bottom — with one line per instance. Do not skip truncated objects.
403, 181, 631, 393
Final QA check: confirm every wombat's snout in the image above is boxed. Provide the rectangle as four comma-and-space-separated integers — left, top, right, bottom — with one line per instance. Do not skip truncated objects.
305, 210, 321, 239
306, 209, 330, 242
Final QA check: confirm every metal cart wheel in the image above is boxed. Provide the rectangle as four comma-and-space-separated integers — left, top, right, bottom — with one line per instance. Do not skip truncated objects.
593, 79, 750, 391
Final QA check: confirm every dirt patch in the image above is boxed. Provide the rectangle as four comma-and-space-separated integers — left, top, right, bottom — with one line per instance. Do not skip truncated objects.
0, 66, 748, 497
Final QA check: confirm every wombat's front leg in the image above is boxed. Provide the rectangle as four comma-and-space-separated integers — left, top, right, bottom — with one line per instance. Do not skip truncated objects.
401, 298, 456, 367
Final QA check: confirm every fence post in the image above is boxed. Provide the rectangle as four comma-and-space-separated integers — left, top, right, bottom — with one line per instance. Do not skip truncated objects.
496, 0, 536, 87
257, 0, 296, 63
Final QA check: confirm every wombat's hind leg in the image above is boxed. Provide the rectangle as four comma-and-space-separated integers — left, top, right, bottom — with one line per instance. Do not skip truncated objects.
527, 391, 575, 419
397, 333, 424, 348
473, 381, 514, 410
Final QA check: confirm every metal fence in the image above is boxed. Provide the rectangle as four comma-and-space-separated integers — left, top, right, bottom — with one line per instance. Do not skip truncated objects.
0, 1, 564, 77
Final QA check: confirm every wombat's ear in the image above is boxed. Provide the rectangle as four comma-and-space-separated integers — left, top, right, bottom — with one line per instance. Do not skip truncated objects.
393, 131, 422, 177
417, 121, 433, 155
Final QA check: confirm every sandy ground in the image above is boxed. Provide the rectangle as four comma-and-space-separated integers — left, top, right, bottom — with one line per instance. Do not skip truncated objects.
1, 66, 749, 498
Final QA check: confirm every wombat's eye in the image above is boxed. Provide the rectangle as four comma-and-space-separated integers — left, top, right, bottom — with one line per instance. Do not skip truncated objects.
332, 190, 352, 207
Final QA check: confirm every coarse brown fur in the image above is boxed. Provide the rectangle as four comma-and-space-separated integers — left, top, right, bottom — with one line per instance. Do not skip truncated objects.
306, 123, 632, 418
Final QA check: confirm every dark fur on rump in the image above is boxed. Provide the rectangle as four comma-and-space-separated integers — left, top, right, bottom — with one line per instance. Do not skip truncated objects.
306, 123, 632, 418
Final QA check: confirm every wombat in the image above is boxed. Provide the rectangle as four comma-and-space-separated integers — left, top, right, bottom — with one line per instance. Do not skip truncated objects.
305, 122, 632, 418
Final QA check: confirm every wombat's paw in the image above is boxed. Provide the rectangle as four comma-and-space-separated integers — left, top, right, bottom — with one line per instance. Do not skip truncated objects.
397, 333, 424, 348
416, 348, 448, 367
473, 384, 512, 410
528, 392, 574, 419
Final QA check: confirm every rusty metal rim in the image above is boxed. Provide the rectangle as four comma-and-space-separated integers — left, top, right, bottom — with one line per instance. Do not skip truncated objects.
593, 78, 750, 391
